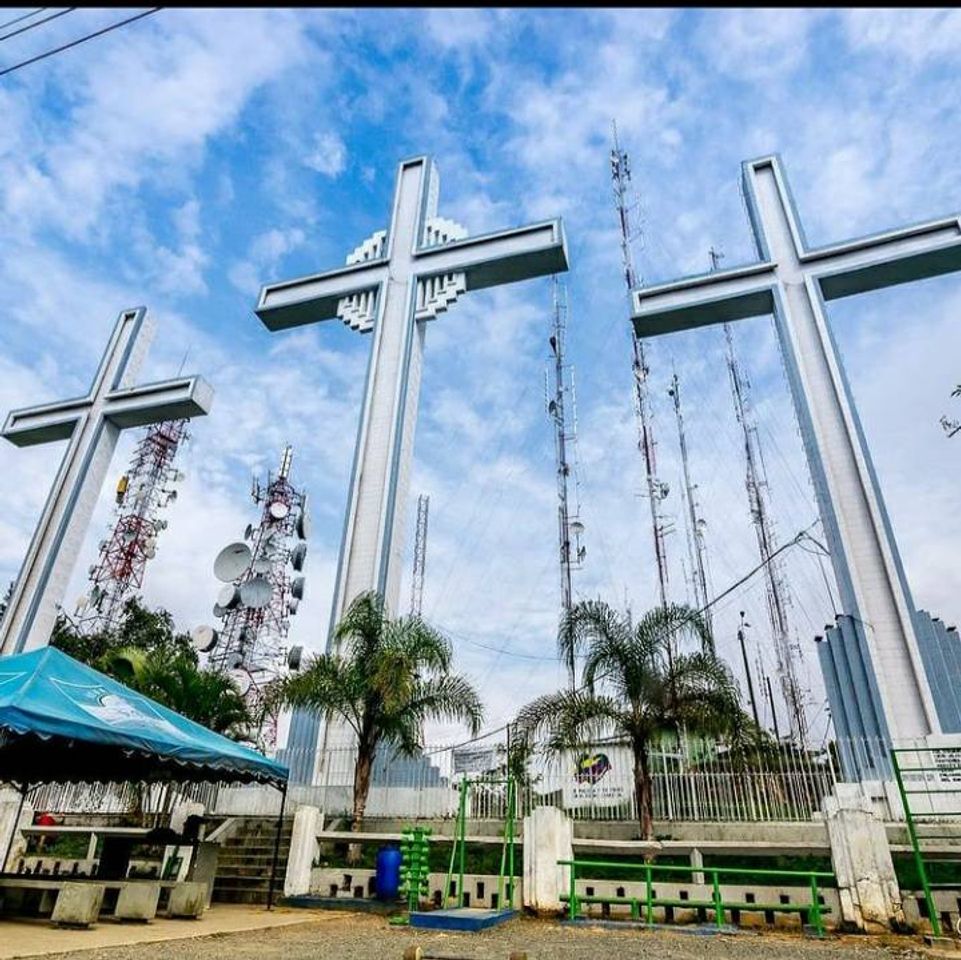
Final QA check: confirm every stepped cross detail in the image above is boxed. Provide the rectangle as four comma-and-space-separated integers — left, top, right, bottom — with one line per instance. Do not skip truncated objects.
0, 308, 214, 656
632, 154, 961, 743
256, 155, 568, 780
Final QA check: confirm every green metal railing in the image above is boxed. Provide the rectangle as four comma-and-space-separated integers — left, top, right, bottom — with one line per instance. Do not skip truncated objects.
558, 857, 835, 937
891, 745, 961, 938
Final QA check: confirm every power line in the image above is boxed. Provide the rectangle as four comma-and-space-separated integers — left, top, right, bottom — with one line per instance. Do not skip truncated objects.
0, 7, 74, 43
428, 519, 821, 753
0, 8, 48, 34
0, 7, 160, 80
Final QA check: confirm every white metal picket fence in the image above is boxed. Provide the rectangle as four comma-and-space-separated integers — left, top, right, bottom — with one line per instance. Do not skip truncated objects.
11, 737, 908, 824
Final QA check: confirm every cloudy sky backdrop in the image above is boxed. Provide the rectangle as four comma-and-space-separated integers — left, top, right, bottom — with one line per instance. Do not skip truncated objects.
2, 8, 961, 748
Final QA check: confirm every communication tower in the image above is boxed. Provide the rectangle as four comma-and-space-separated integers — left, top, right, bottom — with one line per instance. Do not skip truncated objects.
610, 122, 671, 610
201, 445, 309, 749
77, 419, 189, 633
546, 276, 586, 683
712, 248, 809, 744
667, 369, 713, 644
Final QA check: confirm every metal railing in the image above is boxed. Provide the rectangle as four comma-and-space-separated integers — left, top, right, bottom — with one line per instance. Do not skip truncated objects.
559, 857, 835, 936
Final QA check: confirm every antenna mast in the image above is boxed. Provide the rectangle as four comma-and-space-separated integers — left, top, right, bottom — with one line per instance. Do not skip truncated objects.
712, 247, 808, 744
668, 368, 713, 644
206, 445, 310, 751
78, 419, 189, 633
611, 121, 670, 609
547, 276, 586, 684
410, 494, 430, 617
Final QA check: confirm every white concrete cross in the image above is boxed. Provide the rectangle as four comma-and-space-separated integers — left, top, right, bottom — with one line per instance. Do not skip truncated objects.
257, 156, 568, 633
632, 155, 961, 743
0, 308, 214, 656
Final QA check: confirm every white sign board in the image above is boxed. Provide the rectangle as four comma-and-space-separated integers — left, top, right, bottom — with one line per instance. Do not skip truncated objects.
561, 748, 630, 810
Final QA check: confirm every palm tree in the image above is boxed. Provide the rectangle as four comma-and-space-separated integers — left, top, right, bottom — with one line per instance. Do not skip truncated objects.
273, 592, 484, 856
515, 600, 743, 840
102, 647, 252, 738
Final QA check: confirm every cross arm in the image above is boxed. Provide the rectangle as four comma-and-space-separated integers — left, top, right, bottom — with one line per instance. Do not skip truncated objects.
804, 218, 961, 301
104, 376, 214, 429
414, 220, 568, 288
255, 260, 388, 331
3, 396, 93, 446
631, 262, 777, 338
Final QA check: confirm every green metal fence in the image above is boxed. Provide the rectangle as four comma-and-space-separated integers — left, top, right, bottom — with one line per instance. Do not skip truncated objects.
891, 744, 961, 938
558, 857, 834, 937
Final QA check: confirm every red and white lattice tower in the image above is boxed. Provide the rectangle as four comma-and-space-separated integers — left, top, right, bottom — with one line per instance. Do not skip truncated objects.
78, 419, 189, 633
205, 445, 309, 750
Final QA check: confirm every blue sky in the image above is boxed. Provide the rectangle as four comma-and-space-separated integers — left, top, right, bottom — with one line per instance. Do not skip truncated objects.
2, 8, 961, 746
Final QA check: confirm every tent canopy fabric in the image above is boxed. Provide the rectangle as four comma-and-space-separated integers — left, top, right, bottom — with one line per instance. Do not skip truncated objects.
0, 647, 287, 787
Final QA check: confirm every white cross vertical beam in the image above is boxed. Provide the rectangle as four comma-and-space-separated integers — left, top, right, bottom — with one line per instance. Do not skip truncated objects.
632, 155, 961, 743
256, 156, 568, 635
0, 308, 214, 655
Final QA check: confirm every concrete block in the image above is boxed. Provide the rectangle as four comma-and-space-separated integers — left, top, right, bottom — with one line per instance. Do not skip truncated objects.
51, 883, 105, 927
167, 881, 207, 919
824, 788, 903, 932
115, 882, 161, 922
0, 789, 33, 872
189, 843, 220, 908
285, 805, 320, 898
522, 805, 573, 914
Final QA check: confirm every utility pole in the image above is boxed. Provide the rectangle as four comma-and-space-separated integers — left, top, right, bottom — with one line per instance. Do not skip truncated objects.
713, 247, 809, 746
611, 121, 670, 611
410, 494, 430, 617
668, 368, 712, 644
547, 277, 585, 685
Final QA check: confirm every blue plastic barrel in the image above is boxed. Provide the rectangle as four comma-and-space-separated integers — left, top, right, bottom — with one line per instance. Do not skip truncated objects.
375, 845, 403, 900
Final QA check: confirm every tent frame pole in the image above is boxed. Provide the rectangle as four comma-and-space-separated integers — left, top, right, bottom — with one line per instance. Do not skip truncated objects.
266, 781, 288, 911
2, 782, 29, 873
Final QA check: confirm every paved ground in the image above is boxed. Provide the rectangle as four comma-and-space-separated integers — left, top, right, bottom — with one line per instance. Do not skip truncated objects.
12, 911, 933, 960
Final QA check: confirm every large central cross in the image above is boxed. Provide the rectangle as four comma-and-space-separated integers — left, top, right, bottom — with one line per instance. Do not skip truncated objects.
632, 155, 961, 745
256, 156, 567, 778
0, 308, 214, 656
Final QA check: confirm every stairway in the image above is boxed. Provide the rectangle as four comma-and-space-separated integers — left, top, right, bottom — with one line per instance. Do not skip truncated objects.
212, 816, 294, 905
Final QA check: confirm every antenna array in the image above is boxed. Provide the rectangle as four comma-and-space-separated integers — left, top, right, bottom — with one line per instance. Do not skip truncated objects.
77, 419, 189, 632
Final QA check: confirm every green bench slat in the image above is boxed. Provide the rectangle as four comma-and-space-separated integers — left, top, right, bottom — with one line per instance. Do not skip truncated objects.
561, 893, 831, 915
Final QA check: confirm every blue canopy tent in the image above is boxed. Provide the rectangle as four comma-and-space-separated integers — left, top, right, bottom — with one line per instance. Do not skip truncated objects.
0, 647, 290, 906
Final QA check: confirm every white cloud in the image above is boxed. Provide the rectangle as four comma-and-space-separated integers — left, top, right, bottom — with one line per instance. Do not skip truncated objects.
304, 131, 348, 178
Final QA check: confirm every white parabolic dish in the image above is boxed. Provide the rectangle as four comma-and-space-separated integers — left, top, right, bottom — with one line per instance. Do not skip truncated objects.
214, 542, 252, 582
240, 576, 272, 609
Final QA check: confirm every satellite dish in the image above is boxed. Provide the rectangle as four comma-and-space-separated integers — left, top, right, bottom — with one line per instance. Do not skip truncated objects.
226, 652, 245, 671
296, 510, 311, 540
244, 524, 254, 541
231, 669, 252, 696
252, 556, 272, 575
214, 542, 252, 582
217, 584, 240, 610
291, 576, 306, 600
154, 519, 168, 532
570, 519, 585, 536
240, 576, 272, 609
269, 501, 289, 521
288, 597, 300, 616
213, 602, 226, 619
122, 529, 137, 544
287, 645, 303, 671
290, 542, 307, 572
88, 565, 97, 578
191, 625, 219, 653
144, 544, 157, 560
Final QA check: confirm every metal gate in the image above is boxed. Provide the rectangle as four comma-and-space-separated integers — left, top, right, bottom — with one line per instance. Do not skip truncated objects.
891, 744, 961, 937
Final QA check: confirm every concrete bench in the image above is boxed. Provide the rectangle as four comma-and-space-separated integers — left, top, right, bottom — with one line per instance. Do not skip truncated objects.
50, 882, 106, 928
166, 881, 207, 919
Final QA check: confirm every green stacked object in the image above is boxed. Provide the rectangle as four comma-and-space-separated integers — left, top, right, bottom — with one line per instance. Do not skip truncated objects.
398, 826, 432, 915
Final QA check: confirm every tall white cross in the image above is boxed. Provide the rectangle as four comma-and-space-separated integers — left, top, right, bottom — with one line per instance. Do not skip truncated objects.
0, 307, 214, 656
256, 155, 567, 777
632, 155, 961, 744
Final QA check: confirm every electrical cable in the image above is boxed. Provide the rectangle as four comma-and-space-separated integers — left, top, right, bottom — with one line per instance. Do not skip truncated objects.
0, 8, 47, 33
0, 7, 160, 79
0, 7, 72, 43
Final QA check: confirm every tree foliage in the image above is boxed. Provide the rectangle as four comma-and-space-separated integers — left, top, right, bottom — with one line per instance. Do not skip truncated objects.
515, 600, 753, 840
50, 597, 250, 739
